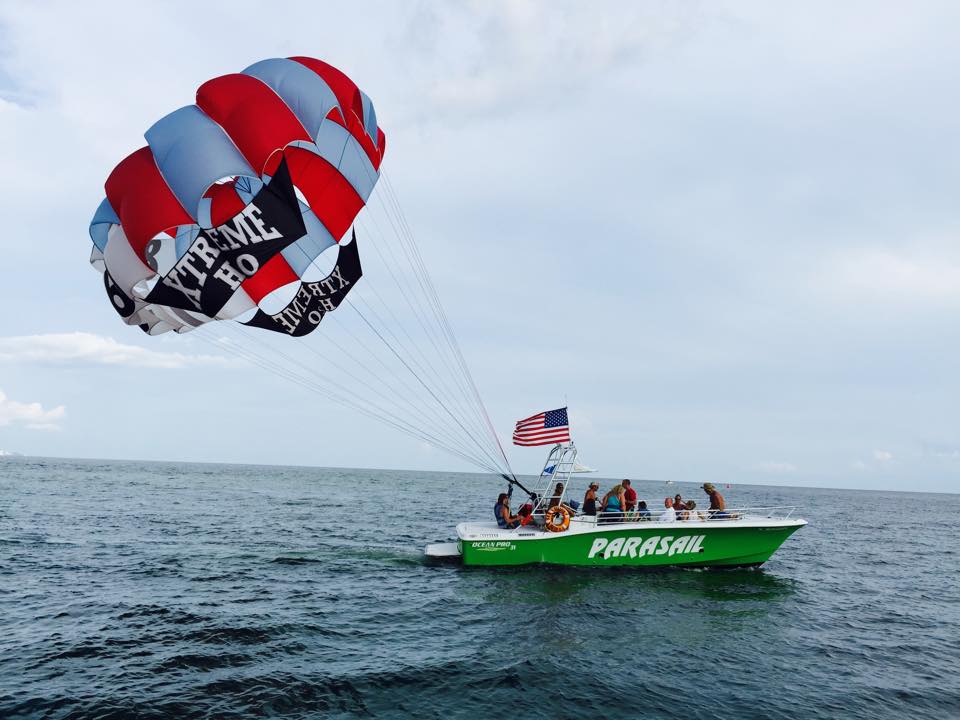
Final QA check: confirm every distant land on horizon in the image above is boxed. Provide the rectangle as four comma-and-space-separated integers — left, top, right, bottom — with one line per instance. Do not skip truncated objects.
3, 452, 957, 496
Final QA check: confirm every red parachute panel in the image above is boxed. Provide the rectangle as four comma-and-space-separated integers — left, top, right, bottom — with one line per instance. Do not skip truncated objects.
203, 182, 247, 227
242, 253, 299, 304
283, 145, 365, 241
105, 147, 193, 261
196, 74, 311, 174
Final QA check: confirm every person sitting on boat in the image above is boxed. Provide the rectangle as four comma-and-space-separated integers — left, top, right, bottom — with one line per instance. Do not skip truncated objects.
516, 502, 535, 526
636, 500, 651, 521
600, 484, 626, 524
660, 497, 677, 522
547, 482, 579, 514
548, 482, 564, 509
702, 483, 729, 518
685, 499, 704, 521
623, 479, 637, 513
582, 482, 599, 517
674, 494, 687, 512
494, 493, 521, 529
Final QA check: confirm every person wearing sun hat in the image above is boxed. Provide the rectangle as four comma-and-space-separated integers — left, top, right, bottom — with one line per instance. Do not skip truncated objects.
701, 482, 729, 519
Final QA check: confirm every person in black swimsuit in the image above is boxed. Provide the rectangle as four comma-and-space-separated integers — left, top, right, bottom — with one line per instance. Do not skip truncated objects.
582, 482, 599, 516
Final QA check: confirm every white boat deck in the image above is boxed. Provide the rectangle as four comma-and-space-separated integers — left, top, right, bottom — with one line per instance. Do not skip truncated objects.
457, 508, 806, 542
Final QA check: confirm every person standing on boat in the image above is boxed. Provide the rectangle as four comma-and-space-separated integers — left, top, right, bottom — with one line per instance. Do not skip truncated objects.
582, 482, 599, 517
494, 493, 521, 529
660, 497, 677, 522
622, 480, 637, 514
701, 483, 728, 518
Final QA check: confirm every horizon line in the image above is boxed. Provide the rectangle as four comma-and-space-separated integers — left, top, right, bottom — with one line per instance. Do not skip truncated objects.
3, 452, 957, 497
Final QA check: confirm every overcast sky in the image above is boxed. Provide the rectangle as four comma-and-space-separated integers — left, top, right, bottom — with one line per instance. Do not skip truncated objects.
1, 1, 959, 492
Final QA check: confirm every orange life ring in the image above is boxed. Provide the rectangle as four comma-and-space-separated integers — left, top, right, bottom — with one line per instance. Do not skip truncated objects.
545, 505, 571, 533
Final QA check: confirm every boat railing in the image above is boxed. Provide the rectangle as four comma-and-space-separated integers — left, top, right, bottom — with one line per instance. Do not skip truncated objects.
518, 505, 799, 527
585, 505, 799, 523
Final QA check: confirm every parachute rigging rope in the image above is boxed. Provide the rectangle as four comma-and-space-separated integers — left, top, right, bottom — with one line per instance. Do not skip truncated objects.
196, 151, 519, 480
192, 327, 504, 474
381, 171, 516, 480
291, 141, 517, 480
287, 193, 515, 477
347, 299, 512, 476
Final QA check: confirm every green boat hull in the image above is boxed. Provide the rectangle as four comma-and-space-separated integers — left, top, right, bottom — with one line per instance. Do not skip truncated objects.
457, 519, 805, 568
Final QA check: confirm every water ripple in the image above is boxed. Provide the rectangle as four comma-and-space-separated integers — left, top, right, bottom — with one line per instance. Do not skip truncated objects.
0, 457, 958, 719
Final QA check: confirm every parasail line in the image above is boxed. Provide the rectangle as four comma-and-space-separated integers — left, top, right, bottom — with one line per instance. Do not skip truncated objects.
281, 234, 499, 464
357, 190, 503, 468
381, 172, 516, 478
355, 204, 492, 442
343, 258, 493, 448
359, 158, 506, 466
346, 299, 516, 477
373, 181, 515, 479
346, 152, 492, 432
193, 328, 504, 474
279, 319, 490, 464
225, 323, 495, 469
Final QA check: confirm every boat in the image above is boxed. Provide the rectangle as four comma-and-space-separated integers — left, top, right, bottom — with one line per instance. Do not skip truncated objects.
425, 442, 806, 568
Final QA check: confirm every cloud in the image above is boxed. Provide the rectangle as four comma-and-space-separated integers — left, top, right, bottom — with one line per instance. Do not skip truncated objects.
815, 246, 960, 310
755, 461, 798, 475
0, 388, 65, 430
0, 333, 234, 369
852, 451, 894, 470
0, 21, 39, 107
394, 1, 703, 122
922, 442, 960, 460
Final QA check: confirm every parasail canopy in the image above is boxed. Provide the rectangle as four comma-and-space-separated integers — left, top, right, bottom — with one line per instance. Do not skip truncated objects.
87, 56, 516, 482
89, 56, 385, 338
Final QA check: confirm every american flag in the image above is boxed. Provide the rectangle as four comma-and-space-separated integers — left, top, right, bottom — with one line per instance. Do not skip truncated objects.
513, 407, 571, 446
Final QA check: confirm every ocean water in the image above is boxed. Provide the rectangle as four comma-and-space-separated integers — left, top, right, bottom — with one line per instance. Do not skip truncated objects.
0, 457, 957, 719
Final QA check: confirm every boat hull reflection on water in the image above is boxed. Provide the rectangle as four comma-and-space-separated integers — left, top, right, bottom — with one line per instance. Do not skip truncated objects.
452, 514, 806, 568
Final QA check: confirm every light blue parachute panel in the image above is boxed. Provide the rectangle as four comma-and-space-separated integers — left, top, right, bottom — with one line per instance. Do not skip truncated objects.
145, 105, 257, 223
290, 131, 378, 202
359, 90, 378, 145
233, 175, 264, 205
281, 201, 336, 275
174, 224, 201, 259
243, 58, 340, 142
195, 198, 213, 230
89, 198, 120, 252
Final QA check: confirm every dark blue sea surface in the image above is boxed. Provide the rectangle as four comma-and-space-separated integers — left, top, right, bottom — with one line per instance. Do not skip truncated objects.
0, 457, 957, 719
